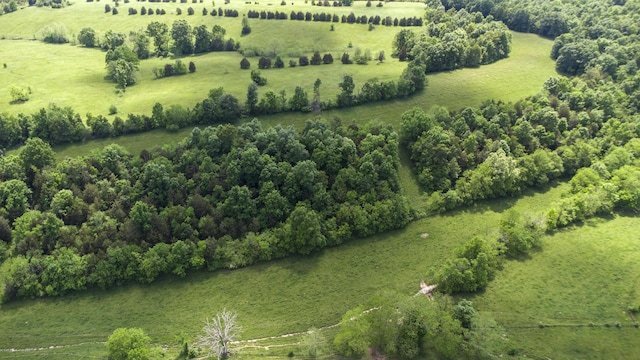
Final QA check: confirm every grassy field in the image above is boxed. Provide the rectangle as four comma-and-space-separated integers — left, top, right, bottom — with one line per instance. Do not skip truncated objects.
472, 213, 640, 359
0, 181, 566, 356
0, 0, 419, 116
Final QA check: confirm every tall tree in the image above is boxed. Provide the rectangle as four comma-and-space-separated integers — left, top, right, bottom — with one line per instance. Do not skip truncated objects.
171, 20, 194, 55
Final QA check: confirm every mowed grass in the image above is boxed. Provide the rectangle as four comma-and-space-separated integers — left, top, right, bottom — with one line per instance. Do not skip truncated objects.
471, 213, 640, 359
0, 182, 565, 351
0, 1, 419, 116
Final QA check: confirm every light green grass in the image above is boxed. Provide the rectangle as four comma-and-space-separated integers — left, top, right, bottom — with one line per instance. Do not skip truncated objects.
471, 213, 640, 359
0, 1, 419, 116
0, 183, 564, 352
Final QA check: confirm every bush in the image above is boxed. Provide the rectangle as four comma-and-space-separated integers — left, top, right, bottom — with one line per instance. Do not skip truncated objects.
9, 86, 31, 103
38, 23, 69, 44
240, 57, 250, 69
251, 70, 267, 85
109, 105, 118, 115
189, 61, 196, 73
299, 55, 309, 66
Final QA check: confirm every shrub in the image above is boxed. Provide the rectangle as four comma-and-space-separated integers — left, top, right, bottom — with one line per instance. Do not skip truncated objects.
289, 59, 297, 67
274, 56, 284, 68
10, 86, 31, 103
240, 57, 250, 69
38, 23, 69, 44
109, 105, 118, 114
189, 61, 196, 72
299, 55, 309, 66
251, 70, 267, 85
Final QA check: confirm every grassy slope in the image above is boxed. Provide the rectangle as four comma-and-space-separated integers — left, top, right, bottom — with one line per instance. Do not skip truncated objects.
0, 1, 418, 117
472, 213, 640, 359
0, 182, 564, 351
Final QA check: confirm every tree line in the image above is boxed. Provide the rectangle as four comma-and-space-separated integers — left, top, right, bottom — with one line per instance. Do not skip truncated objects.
245, 9, 423, 27
0, 119, 412, 302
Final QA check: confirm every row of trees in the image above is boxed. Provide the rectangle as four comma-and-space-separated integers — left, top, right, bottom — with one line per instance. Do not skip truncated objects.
244, 9, 423, 26
0, 119, 412, 301
243, 62, 425, 116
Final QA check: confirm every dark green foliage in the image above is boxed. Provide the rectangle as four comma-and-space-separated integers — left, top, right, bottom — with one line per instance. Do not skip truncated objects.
435, 237, 499, 293
240, 57, 250, 69
399, 10, 511, 73
0, 119, 410, 302
251, 70, 267, 85
171, 19, 193, 55
335, 294, 500, 359
77, 27, 97, 47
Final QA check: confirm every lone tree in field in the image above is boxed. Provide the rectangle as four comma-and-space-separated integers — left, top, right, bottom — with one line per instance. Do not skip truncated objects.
196, 309, 241, 360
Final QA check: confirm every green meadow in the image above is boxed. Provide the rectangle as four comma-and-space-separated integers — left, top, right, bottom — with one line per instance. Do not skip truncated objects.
0, 0, 419, 116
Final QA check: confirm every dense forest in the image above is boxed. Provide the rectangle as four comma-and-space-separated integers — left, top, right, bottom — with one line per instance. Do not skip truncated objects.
0, 119, 412, 302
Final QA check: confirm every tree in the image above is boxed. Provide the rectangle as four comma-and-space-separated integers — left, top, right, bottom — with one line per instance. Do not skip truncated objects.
189, 61, 196, 73
310, 51, 322, 65
246, 83, 259, 115
274, 56, 284, 68
193, 24, 212, 53
196, 309, 241, 360
9, 86, 31, 103
171, 20, 194, 55
77, 27, 97, 47
106, 46, 140, 89
146, 21, 170, 56
106, 328, 152, 360
341, 52, 352, 64
20, 137, 55, 171
241, 16, 251, 35
0, 179, 31, 221
240, 57, 250, 69
336, 74, 355, 107
131, 31, 151, 59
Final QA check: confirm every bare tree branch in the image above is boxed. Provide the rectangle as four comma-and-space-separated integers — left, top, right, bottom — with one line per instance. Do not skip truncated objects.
196, 309, 241, 360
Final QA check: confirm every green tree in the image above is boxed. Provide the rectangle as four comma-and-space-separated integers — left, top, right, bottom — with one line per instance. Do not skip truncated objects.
77, 27, 97, 47
106, 328, 152, 360
334, 305, 370, 357
246, 83, 259, 115
131, 31, 151, 59
0, 179, 31, 221
146, 21, 170, 56
105, 46, 140, 89
20, 137, 55, 171
171, 19, 194, 55
286, 203, 326, 255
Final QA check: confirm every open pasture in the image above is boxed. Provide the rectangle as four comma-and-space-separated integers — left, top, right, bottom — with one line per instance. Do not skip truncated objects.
472, 213, 640, 359
0, 0, 420, 116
